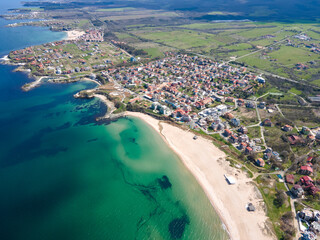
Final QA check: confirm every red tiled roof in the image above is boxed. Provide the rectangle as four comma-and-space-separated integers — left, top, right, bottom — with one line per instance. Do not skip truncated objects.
301, 165, 313, 173
307, 156, 313, 162
300, 176, 313, 183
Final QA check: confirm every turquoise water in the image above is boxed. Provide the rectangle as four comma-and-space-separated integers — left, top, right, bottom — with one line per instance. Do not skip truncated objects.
0, 3, 228, 240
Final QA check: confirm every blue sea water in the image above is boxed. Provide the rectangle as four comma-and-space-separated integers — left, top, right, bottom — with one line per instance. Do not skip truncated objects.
0, 2, 228, 240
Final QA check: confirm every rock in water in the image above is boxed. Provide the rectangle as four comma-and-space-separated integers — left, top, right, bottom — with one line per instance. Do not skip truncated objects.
158, 175, 172, 190
168, 215, 190, 239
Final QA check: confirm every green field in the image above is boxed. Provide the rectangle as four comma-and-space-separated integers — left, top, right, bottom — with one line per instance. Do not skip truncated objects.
121, 21, 320, 82
178, 22, 255, 30
268, 46, 318, 65
226, 43, 253, 51
237, 26, 282, 39
135, 30, 223, 50
143, 48, 163, 58
115, 32, 134, 40
78, 19, 90, 28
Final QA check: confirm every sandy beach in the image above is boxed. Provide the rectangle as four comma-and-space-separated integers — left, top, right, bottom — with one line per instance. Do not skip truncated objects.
94, 93, 115, 116
125, 112, 276, 240
64, 30, 85, 41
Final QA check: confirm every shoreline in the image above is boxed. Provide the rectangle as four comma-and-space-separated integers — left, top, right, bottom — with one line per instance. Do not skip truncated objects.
0, 55, 9, 61
124, 111, 276, 240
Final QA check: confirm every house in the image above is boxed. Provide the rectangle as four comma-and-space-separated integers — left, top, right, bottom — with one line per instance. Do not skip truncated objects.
288, 135, 303, 145
309, 185, 320, 196
262, 119, 272, 127
300, 165, 313, 176
310, 221, 320, 234
285, 174, 295, 184
159, 105, 171, 116
307, 156, 313, 163
239, 142, 247, 150
238, 126, 248, 134
229, 135, 238, 143
301, 126, 311, 135
195, 101, 205, 109
258, 102, 266, 109
256, 158, 265, 167
245, 146, 253, 154
257, 77, 266, 84
181, 114, 191, 122
238, 134, 249, 143
225, 97, 234, 102
247, 203, 255, 211
171, 109, 185, 118
224, 175, 236, 185
216, 123, 225, 131
307, 134, 315, 141
299, 209, 314, 221
282, 125, 293, 132
151, 102, 161, 110
291, 184, 304, 198
237, 99, 245, 106
216, 104, 228, 115
224, 112, 234, 120
245, 101, 255, 108
223, 129, 232, 137
301, 231, 316, 240
231, 118, 240, 127
300, 176, 313, 186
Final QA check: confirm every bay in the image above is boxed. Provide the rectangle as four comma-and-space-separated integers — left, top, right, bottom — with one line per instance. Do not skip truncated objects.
0, 2, 229, 239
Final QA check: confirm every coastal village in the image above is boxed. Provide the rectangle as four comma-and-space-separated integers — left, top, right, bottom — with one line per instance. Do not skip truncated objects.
8, 29, 131, 84
4, 26, 320, 240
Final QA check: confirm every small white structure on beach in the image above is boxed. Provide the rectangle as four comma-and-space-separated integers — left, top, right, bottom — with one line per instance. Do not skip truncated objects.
224, 174, 236, 185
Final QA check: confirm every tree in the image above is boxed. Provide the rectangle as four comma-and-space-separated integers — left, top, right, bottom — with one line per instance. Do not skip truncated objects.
282, 212, 294, 222
275, 189, 287, 207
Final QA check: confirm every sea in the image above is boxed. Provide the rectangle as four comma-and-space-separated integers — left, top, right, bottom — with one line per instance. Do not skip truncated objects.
0, 1, 228, 240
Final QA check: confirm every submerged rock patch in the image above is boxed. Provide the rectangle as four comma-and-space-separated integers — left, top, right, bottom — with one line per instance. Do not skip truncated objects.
158, 175, 172, 190
168, 215, 190, 239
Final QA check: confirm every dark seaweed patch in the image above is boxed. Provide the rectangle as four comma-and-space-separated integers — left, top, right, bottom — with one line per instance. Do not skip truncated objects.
168, 215, 190, 239
158, 175, 172, 190
87, 138, 98, 143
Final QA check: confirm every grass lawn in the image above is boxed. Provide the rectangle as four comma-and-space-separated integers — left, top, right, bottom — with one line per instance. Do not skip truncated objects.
247, 126, 261, 139
302, 199, 320, 210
